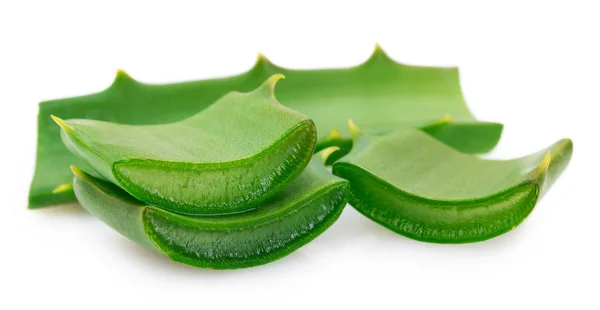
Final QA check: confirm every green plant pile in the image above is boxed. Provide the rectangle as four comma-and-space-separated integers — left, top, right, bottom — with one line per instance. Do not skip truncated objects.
29, 46, 572, 269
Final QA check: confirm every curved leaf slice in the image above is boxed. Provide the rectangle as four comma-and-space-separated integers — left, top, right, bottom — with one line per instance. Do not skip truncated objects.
71, 155, 349, 269
30, 44, 502, 208
55, 75, 317, 215
332, 126, 572, 243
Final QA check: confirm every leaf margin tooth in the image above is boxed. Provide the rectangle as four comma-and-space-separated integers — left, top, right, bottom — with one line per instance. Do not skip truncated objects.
110, 68, 137, 87
51, 183, 73, 194
259, 73, 285, 97
325, 128, 342, 141
347, 118, 362, 140
317, 146, 341, 164
50, 115, 72, 133
533, 151, 553, 183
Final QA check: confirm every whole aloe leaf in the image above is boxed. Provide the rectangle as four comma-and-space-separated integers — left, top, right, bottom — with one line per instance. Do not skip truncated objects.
53, 75, 316, 215
71, 153, 349, 269
30, 45, 502, 208
332, 124, 572, 243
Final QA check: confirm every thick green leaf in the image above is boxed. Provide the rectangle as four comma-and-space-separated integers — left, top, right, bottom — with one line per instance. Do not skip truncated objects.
30, 45, 502, 208
55, 75, 316, 215
332, 125, 572, 243
72, 155, 349, 269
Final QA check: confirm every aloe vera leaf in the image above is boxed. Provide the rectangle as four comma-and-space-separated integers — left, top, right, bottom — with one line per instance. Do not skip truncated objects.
54, 75, 316, 215
71, 152, 349, 270
30, 45, 502, 208
332, 125, 572, 243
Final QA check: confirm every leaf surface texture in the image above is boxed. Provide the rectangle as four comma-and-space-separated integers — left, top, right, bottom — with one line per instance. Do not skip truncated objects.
30, 45, 501, 208
333, 128, 572, 243
56, 75, 316, 215
72, 156, 349, 269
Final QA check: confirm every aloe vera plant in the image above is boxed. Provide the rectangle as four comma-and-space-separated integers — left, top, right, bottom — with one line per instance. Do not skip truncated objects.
53, 75, 316, 215
71, 151, 349, 269
332, 122, 572, 243
30, 45, 502, 208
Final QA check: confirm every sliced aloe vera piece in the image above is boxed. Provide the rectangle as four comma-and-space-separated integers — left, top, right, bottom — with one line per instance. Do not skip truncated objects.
332, 124, 572, 243
72, 153, 349, 269
55, 75, 316, 215
30, 45, 502, 208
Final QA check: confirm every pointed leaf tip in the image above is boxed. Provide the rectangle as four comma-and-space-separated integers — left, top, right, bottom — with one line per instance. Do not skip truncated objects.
51, 115, 71, 132
70, 165, 86, 179
540, 151, 552, 171
441, 114, 453, 123
317, 146, 340, 164
112, 69, 136, 86
326, 128, 342, 140
256, 52, 269, 64
116, 69, 132, 79
348, 118, 362, 139
365, 43, 391, 63
252, 52, 275, 72
534, 151, 552, 182
260, 74, 285, 96
52, 183, 73, 194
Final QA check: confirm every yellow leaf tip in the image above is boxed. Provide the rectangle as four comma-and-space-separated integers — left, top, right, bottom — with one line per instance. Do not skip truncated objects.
254, 52, 274, 68
51, 115, 70, 131
52, 183, 73, 194
441, 114, 453, 123
70, 165, 86, 179
534, 151, 552, 181
113, 69, 136, 85
326, 128, 342, 140
367, 43, 390, 62
317, 146, 340, 164
116, 69, 132, 79
348, 118, 362, 139
540, 151, 552, 171
261, 74, 285, 95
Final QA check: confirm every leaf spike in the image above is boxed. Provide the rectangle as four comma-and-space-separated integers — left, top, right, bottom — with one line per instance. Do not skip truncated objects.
425, 113, 453, 128
441, 113, 453, 123
116, 68, 129, 78
260, 73, 285, 96
256, 52, 269, 65
325, 128, 342, 141
317, 146, 340, 164
52, 183, 73, 194
365, 43, 392, 64
251, 52, 277, 73
534, 151, 552, 182
51, 115, 72, 133
348, 118, 363, 140
112, 69, 136, 86
70, 165, 87, 180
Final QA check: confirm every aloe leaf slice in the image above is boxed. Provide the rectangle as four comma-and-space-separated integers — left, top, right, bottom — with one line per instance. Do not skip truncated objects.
53, 75, 316, 215
30, 45, 502, 208
71, 153, 349, 269
332, 124, 572, 243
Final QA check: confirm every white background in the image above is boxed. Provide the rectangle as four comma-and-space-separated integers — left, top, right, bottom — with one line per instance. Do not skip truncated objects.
1, 1, 599, 309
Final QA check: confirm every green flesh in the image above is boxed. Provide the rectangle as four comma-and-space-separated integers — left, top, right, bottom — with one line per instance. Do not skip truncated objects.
30, 45, 502, 208
332, 129, 572, 243
72, 157, 349, 269
57, 75, 316, 215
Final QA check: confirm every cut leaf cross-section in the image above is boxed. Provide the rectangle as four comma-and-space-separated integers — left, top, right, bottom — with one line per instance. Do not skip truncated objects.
333, 125, 572, 243
72, 154, 349, 269
30, 45, 502, 208
56, 75, 317, 215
